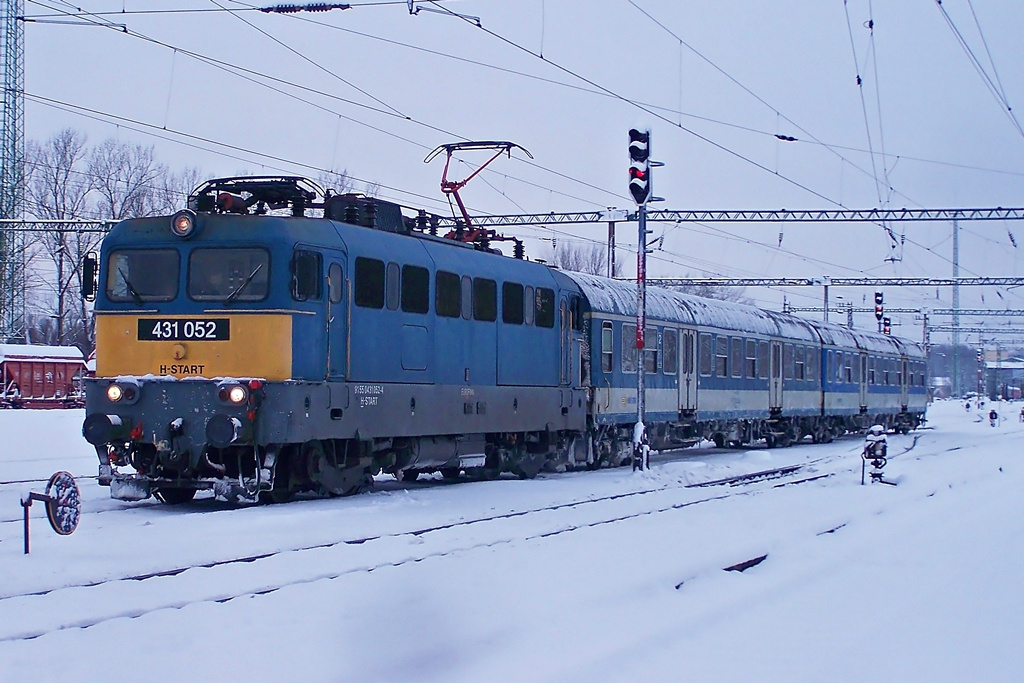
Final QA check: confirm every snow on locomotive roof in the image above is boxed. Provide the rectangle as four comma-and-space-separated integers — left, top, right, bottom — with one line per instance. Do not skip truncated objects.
0, 344, 85, 363
568, 272, 925, 353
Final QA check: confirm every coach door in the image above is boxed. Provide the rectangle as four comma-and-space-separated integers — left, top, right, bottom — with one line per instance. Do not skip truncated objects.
769, 341, 783, 410
859, 353, 868, 408
680, 328, 697, 411
559, 295, 571, 385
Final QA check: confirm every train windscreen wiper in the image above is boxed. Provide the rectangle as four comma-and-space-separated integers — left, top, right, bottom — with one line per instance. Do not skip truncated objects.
118, 268, 144, 306
223, 263, 263, 306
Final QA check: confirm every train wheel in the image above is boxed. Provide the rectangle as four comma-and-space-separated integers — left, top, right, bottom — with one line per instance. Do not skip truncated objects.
155, 487, 197, 504
440, 468, 461, 481
712, 434, 725, 449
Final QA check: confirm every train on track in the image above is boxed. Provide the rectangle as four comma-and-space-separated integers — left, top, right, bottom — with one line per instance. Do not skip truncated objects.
81, 176, 927, 504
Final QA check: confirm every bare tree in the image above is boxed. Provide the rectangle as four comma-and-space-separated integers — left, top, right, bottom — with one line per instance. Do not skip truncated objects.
154, 166, 204, 214
24, 129, 103, 348
316, 168, 354, 196
552, 240, 620, 277
25, 129, 90, 220
670, 281, 752, 304
88, 138, 168, 219
24, 134, 185, 352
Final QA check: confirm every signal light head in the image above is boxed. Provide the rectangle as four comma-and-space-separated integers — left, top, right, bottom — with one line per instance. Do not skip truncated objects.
106, 384, 123, 402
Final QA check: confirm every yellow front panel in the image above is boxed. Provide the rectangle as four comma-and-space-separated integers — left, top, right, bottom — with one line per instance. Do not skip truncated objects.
95, 313, 293, 380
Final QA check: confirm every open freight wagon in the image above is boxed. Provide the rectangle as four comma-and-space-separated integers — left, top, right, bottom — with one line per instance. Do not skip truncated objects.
0, 344, 86, 408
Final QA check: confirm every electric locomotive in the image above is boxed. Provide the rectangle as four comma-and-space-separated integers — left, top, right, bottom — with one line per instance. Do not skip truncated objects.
82, 176, 588, 503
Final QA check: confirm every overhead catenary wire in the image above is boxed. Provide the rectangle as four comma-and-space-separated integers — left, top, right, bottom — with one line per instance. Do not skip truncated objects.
25, 0, 1024, 315
417, 1, 859, 211
26, 0, 620, 210
933, 0, 1024, 140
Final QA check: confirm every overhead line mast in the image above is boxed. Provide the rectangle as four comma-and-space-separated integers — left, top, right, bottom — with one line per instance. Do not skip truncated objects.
0, 0, 23, 342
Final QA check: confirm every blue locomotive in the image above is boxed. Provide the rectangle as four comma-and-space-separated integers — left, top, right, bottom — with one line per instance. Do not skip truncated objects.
81, 176, 927, 503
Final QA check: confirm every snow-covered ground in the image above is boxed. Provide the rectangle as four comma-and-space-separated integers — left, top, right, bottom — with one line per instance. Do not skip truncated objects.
1, 400, 1022, 682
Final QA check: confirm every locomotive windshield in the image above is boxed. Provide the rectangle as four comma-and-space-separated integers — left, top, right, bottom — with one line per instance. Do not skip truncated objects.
107, 249, 179, 303
188, 248, 270, 302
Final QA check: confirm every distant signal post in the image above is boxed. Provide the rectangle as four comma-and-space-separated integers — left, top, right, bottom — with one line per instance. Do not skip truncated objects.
629, 128, 653, 470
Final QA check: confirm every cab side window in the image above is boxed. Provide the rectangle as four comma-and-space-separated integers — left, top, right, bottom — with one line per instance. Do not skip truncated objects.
292, 250, 322, 301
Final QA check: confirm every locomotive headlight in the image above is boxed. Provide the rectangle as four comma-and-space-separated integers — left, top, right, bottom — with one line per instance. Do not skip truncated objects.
106, 379, 141, 405
170, 209, 197, 239
217, 383, 248, 404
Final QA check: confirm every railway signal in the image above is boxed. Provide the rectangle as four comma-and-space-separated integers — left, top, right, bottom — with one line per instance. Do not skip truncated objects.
19, 471, 81, 554
883, 317, 891, 334
874, 291, 884, 320
628, 128, 652, 205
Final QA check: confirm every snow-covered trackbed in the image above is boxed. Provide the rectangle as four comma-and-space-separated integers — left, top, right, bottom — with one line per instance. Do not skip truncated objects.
3, 403, 1024, 682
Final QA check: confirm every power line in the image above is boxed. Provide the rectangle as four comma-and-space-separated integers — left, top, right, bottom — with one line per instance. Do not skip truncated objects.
934, 0, 1024, 139
419, 0, 859, 210
26, 1, 619, 211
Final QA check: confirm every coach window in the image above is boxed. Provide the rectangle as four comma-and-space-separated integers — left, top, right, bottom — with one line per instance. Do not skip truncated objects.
354, 257, 385, 308
835, 351, 844, 383
868, 357, 875, 385
502, 282, 524, 324
715, 336, 728, 377
883, 359, 890, 385
699, 333, 713, 376
794, 346, 805, 381
806, 347, 818, 383
329, 263, 343, 304
436, 270, 460, 317
783, 343, 794, 380
622, 323, 638, 373
601, 321, 614, 373
758, 341, 769, 379
645, 326, 658, 374
745, 340, 757, 378
730, 337, 743, 378
524, 286, 535, 325
110, 249, 180, 303
663, 329, 678, 375
852, 355, 861, 383
536, 288, 555, 328
845, 355, 853, 383
385, 262, 401, 310
401, 265, 429, 313
291, 250, 321, 302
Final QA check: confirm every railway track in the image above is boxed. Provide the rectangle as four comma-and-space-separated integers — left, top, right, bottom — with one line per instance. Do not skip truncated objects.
0, 429, 931, 644
0, 448, 859, 643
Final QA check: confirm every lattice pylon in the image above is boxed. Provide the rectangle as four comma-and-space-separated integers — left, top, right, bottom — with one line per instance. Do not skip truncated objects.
0, 0, 25, 342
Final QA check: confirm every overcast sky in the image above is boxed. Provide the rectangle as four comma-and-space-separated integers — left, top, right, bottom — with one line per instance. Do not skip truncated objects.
21, 0, 1024, 340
